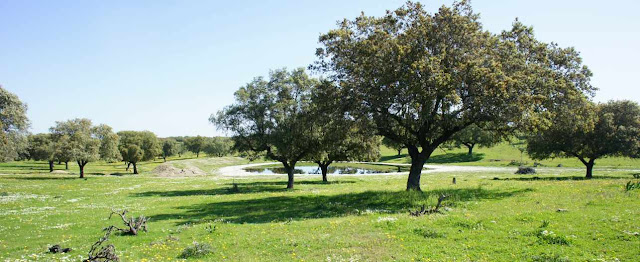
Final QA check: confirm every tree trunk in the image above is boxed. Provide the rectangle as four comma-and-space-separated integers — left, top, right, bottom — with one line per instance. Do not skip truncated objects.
397, 149, 402, 156
196, 152, 199, 158
163, 156, 166, 162
126, 162, 131, 171
49, 160, 54, 172
321, 164, 329, 182
78, 161, 85, 178
585, 159, 595, 179
65, 162, 68, 170
133, 162, 138, 174
406, 146, 429, 191
467, 144, 475, 156
286, 167, 295, 189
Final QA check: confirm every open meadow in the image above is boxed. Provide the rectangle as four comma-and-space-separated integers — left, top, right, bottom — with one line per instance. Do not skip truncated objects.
1, 147, 639, 261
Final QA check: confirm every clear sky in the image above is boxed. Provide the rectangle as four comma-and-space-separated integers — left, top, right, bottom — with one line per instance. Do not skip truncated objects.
2, 0, 639, 137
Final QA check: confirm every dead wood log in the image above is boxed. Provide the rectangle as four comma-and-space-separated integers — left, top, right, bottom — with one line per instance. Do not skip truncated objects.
84, 226, 119, 262
409, 194, 448, 217
107, 209, 148, 235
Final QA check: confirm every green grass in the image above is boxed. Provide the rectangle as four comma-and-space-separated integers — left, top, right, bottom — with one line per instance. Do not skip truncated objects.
0, 156, 638, 261
379, 143, 640, 169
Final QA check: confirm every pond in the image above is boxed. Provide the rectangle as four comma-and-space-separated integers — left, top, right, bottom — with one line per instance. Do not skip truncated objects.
243, 165, 409, 175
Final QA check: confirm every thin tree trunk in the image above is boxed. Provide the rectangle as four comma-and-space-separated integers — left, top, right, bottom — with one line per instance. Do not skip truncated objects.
163, 156, 166, 162
126, 162, 131, 171
286, 167, 295, 189
397, 149, 402, 156
467, 144, 475, 156
49, 160, 54, 172
133, 162, 138, 174
321, 164, 329, 182
78, 161, 85, 178
585, 159, 595, 179
65, 162, 68, 170
196, 152, 199, 158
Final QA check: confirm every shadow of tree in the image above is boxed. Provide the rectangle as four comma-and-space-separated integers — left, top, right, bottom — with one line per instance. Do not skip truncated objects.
147, 187, 533, 225
427, 153, 484, 164
134, 180, 358, 198
379, 154, 409, 162
502, 175, 630, 181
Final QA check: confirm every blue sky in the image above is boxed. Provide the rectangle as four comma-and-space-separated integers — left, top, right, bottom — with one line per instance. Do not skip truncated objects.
2, 0, 639, 137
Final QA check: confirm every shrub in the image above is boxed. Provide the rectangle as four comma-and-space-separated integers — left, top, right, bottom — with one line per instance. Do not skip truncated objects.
515, 166, 536, 174
179, 242, 214, 259
536, 230, 570, 245
413, 228, 446, 238
625, 181, 640, 191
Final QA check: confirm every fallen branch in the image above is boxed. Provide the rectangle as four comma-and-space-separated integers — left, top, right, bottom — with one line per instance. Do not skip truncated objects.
108, 209, 148, 235
409, 195, 448, 217
84, 226, 119, 262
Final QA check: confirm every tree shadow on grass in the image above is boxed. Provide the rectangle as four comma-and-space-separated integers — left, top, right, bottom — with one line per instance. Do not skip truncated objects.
379, 154, 409, 162
426, 153, 484, 164
134, 180, 357, 198
147, 187, 533, 225
0, 176, 78, 180
501, 175, 631, 181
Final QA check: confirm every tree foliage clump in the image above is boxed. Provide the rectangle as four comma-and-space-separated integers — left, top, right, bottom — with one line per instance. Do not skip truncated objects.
313, 1, 595, 190
50, 119, 120, 178
117, 131, 160, 174
0, 86, 30, 162
527, 100, 640, 178
448, 124, 502, 156
27, 133, 56, 172
161, 138, 179, 162
213, 68, 318, 189
203, 137, 233, 157
307, 81, 381, 182
185, 136, 206, 158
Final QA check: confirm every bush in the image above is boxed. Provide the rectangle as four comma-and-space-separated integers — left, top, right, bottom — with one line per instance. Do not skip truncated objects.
413, 228, 446, 238
179, 242, 214, 259
536, 230, 570, 245
625, 181, 640, 192
515, 166, 536, 174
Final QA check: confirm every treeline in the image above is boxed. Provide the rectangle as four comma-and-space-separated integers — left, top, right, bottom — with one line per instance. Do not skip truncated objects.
19, 119, 233, 176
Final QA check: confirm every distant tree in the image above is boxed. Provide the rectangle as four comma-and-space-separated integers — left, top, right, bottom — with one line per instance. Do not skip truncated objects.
449, 124, 502, 156
95, 124, 121, 162
382, 137, 405, 156
53, 135, 73, 169
0, 86, 30, 162
50, 119, 119, 178
185, 136, 206, 158
27, 133, 56, 172
161, 138, 179, 162
213, 68, 318, 189
117, 131, 160, 174
527, 100, 640, 178
313, 2, 595, 190
307, 81, 381, 182
203, 137, 232, 157
177, 141, 187, 157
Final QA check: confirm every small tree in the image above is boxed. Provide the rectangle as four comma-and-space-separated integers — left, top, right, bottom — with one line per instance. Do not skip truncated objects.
307, 81, 381, 182
27, 133, 56, 172
185, 136, 206, 158
0, 86, 30, 162
382, 137, 405, 156
95, 124, 121, 163
117, 131, 160, 174
50, 119, 119, 178
161, 138, 179, 162
213, 68, 318, 189
449, 124, 502, 156
527, 100, 640, 178
203, 137, 232, 157
53, 135, 74, 169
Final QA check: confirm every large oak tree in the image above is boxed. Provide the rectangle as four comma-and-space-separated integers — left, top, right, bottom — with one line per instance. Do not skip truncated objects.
117, 131, 160, 174
213, 68, 318, 189
313, 1, 594, 190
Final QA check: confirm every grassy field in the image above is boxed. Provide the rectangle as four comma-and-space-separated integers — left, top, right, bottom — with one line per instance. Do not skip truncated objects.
379, 143, 640, 169
1, 155, 639, 261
